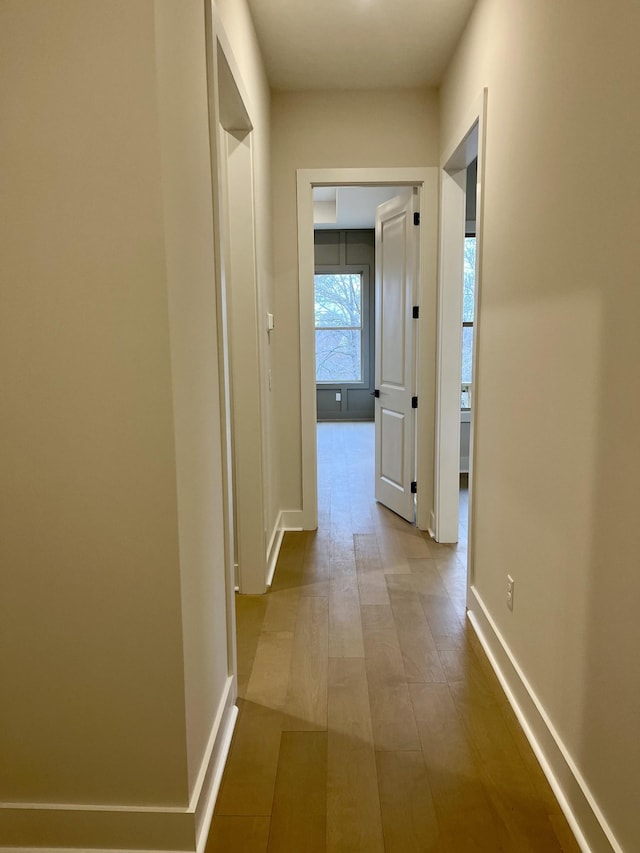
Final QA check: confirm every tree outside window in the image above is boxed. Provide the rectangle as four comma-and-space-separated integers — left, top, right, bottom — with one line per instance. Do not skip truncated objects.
314, 273, 363, 383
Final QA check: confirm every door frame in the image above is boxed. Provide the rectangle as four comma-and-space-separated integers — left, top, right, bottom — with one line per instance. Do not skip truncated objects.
295, 167, 438, 531
205, 4, 269, 600
435, 89, 487, 583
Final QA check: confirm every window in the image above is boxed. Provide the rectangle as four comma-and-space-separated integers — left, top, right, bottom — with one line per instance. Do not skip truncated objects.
461, 235, 476, 409
314, 272, 363, 383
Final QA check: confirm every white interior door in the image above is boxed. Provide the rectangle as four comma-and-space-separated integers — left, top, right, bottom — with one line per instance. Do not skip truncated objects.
374, 191, 418, 522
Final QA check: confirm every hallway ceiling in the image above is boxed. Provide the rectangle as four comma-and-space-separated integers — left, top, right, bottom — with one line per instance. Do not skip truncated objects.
246, 0, 477, 91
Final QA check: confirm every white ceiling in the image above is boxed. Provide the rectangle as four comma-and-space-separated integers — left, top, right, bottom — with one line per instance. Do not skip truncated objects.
313, 186, 409, 229
246, 0, 476, 91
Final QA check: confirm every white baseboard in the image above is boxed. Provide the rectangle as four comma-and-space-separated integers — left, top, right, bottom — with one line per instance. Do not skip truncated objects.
0, 684, 239, 853
265, 512, 285, 587
279, 508, 307, 531
194, 699, 238, 853
467, 586, 622, 853
264, 509, 309, 586
191, 676, 238, 852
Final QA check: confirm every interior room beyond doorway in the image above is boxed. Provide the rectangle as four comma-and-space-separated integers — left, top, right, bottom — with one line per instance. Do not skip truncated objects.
313, 186, 406, 423
317, 421, 468, 553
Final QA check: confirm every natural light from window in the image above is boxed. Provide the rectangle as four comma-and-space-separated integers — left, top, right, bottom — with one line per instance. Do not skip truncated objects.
461, 236, 476, 409
314, 273, 363, 383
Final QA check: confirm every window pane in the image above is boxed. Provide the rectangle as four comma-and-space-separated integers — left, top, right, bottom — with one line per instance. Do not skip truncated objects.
463, 237, 476, 322
315, 329, 362, 382
461, 326, 474, 384
314, 274, 362, 328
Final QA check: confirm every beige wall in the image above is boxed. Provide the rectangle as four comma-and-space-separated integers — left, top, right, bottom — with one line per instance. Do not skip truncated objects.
0, 0, 187, 808
271, 89, 440, 510
0, 0, 232, 846
154, 0, 231, 796
441, 1, 640, 849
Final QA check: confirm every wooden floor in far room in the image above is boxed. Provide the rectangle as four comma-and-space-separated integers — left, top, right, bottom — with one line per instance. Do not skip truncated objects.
207, 421, 580, 853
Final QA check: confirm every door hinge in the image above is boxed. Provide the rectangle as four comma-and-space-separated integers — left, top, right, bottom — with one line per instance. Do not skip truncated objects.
371, 389, 380, 397
411, 396, 418, 409
412, 305, 419, 319
413, 211, 420, 226
411, 481, 417, 494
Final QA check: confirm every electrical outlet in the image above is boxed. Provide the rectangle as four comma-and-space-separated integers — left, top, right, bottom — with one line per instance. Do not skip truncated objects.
336, 392, 341, 402
507, 575, 515, 611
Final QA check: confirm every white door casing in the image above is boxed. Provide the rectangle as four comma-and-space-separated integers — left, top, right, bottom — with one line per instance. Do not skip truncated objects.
374, 192, 418, 523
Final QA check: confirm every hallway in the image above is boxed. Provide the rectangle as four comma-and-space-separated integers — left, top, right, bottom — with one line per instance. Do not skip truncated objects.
208, 422, 579, 852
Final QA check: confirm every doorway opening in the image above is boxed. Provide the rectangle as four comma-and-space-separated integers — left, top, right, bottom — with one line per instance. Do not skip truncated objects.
296, 167, 439, 534
459, 159, 478, 550
313, 185, 421, 524
313, 190, 403, 535
436, 89, 487, 598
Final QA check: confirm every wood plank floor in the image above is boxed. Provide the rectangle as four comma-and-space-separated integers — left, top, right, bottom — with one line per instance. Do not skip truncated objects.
208, 422, 580, 853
